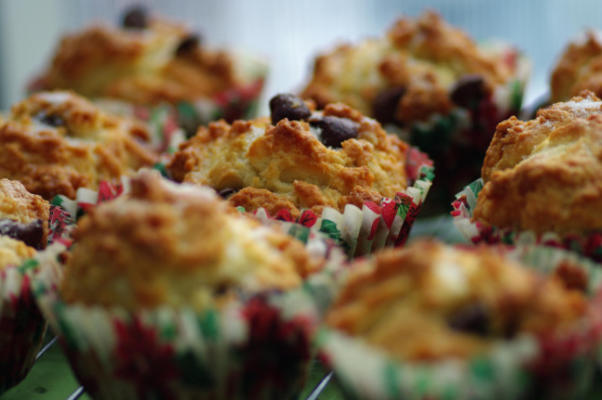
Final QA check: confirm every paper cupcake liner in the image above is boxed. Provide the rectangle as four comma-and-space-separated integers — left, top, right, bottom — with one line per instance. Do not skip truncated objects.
0, 194, 76, 393
31, 232, 345, 400
390, 50, 529, 214
319, 245, 602, 400
452, 179, 602, 263
0, 261, 48, 394
246, 147, 434, 258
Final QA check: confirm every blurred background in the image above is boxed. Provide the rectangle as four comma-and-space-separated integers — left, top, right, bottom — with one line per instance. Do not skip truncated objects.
1, 0, 601, 110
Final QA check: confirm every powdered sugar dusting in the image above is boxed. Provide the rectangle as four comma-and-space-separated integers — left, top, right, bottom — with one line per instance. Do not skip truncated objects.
562, 98, 602, 118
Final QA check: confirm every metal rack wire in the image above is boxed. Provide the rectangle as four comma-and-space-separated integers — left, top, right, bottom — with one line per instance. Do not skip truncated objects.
34, 336, 332, 400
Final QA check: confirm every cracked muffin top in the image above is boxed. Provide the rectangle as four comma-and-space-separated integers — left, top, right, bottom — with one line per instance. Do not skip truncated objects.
551, 31, 602, 103
0, 91, 157, 200
301, 11, 522, 125
326, 240, 587, 361
168, 94, 411, 218
33, 7, 249, 105
60, 170, 324, 311
474, 91, 602, 235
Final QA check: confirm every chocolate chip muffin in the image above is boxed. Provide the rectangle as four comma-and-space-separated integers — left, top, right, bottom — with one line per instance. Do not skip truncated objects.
321, 240, 601, 399
0, 179, 49, 249
551, 31, 602, 103
60, 170, 324, 311
168, 93, 411, 219
0, 91, 157, 200
474, 90, 602, 235
31, 7, 266, 133
301, 11, 528, 211
327, 240, 586, 361
35, 7, 237, 105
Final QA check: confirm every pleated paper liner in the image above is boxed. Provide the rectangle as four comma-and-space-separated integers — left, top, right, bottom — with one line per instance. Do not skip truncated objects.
0, 260, 47, 394
452, 179, 602, 263
31, 228, 346, 400
318, 245, 602, 400
246, 147, 434, 259
388, 47, 529, 215
0, 205, 76, 394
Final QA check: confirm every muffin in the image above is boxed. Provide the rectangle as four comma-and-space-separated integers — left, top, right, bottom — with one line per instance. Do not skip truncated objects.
168, 93, 433, 256
0, 179, 49, 249
0, 181, 51, 393
301, 11, 528, 211
33, 170, 330, 399
453, 91, 602, 261
320, 240, 602, 399
551, 31, 602, 103
31, 6, 266, 139
0, 91, 157, 200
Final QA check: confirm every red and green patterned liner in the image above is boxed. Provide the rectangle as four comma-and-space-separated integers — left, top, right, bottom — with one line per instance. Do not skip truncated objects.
31, 227, 346, 400
318, 245, 602, 400
246, 147, 433, 258
0, 204, 75, 394
0, 259, 48, 394
396, 47, 529, 214
452, 179, 602, 263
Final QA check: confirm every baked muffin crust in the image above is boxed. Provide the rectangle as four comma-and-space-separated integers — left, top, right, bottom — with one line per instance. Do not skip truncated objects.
0, 91, 157, 200
36, 14, 239, 105
474, 91, 602, 234
60, 170, 324, 311
168, 101, 409, 217
301, 11, 517, 124
0, 179, 49, 248
326, 240, 587, 361
0, 236, 36, 272
551, 31, 602, 102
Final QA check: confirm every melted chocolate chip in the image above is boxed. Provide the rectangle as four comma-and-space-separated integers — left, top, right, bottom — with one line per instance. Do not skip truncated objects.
310, 116, 359, 148
450, 75, 486, 108
0, 219, 44, 249
448, 303, 489, 336
36, 112, 65, 128
269, 93, 311, 125
122, 5, 148, 29
175, 34, 201, 57
218, 188, 238, 199
372, 86, 406, 124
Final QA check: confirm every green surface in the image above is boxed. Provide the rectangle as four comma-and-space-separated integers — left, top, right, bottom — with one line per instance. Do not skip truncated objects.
1, 342, 90, 400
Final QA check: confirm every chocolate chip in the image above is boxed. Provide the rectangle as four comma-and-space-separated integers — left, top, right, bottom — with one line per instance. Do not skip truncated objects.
448, 303, 489, 336
0, 219, 44, 249
269, 93, 311, 125
122, 5, 148, 29
36, 112, 64, 128
175, 34, 201, 57
450, 75, 486, 108
310, 116, 359, 148
218, 188, 238, 199
372, 86, 406, 124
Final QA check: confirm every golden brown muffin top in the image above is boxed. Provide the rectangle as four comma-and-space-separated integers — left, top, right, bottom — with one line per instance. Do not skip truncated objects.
36, 10, 240, 105
0, 91, 157, 200
168, 99, 409, 218
60, 170, 324, 311
301, 11, 519, 123
0, 179, 49, 249
551, 31, 602, 103
326, 240, 587, 361
474, 91, 602, 234
0, 236, 36, 272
